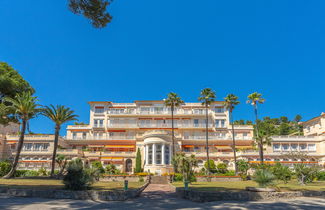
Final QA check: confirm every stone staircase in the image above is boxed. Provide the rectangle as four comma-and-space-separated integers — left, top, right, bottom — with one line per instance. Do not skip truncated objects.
150, 176, 168, 184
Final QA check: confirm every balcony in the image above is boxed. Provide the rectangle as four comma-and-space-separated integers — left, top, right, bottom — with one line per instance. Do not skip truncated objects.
69, 136, 136, 140
67, 125, 91, 129
57, 149, 80, 156
18, 150, 52, 155
107, 124, 138, 128
83, 151, 101, 157
102, 151, 135, 157
107, 109, 216, 116
271, 136, 319, 142
6, 135, 55, 141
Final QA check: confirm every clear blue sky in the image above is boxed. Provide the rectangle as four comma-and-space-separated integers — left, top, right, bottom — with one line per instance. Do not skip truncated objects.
1, 1, 324, 135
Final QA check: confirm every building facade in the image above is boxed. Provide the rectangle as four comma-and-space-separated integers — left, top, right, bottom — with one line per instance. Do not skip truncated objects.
1, 102, 325, 173
65, 100, 254, 174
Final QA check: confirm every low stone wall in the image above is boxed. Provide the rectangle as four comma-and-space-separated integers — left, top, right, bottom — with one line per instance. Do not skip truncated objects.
100, 175, 148, 182
195, 176, 241, 182
176, 188, 325, 202
0, 182, 149, 201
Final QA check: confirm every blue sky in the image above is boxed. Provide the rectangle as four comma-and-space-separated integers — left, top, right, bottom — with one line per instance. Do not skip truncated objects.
1, 0, 324, 135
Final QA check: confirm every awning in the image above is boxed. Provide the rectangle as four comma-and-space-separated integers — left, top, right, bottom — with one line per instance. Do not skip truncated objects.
7, 141, 17, 144
182, 145, 194, 148
215, 146, 232, 150
88, 145, 104, 147
101, 157, 124, 160
236, 146, 253, 149
105, 145, 135, 148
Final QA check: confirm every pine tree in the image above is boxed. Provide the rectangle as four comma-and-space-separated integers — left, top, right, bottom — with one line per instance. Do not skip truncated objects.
135, 148, 142, 173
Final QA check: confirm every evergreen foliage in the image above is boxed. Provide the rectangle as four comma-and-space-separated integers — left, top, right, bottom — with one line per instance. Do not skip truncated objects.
135, 148, 142, 173
63, 158, 95, 190
253, 169, 275, 187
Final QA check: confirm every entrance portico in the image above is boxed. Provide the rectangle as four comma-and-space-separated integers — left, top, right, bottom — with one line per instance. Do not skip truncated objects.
142, 130, 174, 174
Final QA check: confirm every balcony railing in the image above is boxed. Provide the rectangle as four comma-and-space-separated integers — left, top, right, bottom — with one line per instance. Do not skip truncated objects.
107, 109, 216, 115
69, 136, 135, 140
271, 136, 318, 141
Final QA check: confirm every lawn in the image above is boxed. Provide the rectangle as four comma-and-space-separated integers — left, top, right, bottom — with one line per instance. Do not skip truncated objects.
172, 180, 325, 192
0, 178, 143, 191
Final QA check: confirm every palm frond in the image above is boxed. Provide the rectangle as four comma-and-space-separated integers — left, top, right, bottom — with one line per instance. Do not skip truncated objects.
42, 104, 78, 126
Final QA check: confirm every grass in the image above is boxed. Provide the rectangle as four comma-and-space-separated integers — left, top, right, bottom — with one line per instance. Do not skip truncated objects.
0, 178, 143, 191
172, 180, 325, 192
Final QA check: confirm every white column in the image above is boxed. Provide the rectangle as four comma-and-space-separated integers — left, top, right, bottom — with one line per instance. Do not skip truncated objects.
145, 145, 148, 165
152, 143, 156, 165
162, 144, 165, 165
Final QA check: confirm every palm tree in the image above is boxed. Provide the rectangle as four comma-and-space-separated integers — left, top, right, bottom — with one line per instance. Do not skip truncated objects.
42, 105, 78, 177
164, 92, 184, 157
224, 94, 240, 175
247, 92, 265, 164
198, 88, 216, 175
3, 92, 41, 178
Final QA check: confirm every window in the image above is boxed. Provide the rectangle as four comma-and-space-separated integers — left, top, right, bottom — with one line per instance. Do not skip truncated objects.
94, 119, 104, 127
165, 146, 170, 165
282, 144, 289, 151
156, 144, 162, 164
42, 144, 49, 151
273, 144, 280, 151
34, 143, 42, 151
72, 132, 77, 140
300, 144, 307, 151
308, 144, 316, 152
82, 132, 87, 139
291, 144, 298, 151
140, 107, 150, 114
221, 120, 226, 128
194, 109, 204, 114
194, 119, 199, 127
215, 107, 224, 113
215, 120, 220, 127
94, 106, 104, 114
24, 143, 32, 151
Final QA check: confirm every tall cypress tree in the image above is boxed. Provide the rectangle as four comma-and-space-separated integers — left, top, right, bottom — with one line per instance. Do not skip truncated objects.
135, 148, 142, 173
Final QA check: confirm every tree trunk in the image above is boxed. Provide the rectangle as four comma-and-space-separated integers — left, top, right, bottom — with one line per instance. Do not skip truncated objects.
258, 142, 264, 165
230, 111, 238, 175
205, 103, 211, 177
254, 105, 263, 165
3, 120, 27, 178
171, 104, 175, 156
51, 124, 60, 177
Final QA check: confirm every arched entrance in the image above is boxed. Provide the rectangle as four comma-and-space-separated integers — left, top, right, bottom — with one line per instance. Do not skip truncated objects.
125, 159, 132, 173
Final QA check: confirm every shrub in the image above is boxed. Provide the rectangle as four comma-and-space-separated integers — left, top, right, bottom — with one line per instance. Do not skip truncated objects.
222, 170, 235, 176
251, 163, 272, 170
204, 160, 216, 173
174, 173, 183, 181
105, 163, 120, 175
38, 167, 48, 176
253, 169, 275, 188
294, 164, 319, 185
271, 163, 292, 184
316, 171, 325, 181
0, 161, 12, 177
14, 170, 29, 177
25, 170, 40, 177
91, 161, 105, 174
63, 158, 95, 190
217, 163, 228, 174
237, 159, 250, 180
